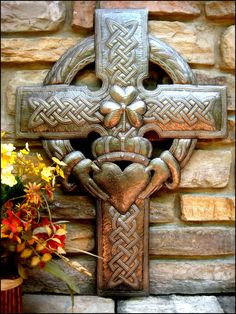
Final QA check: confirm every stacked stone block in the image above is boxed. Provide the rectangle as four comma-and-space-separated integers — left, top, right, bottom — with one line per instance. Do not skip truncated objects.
1, 1, 235, 312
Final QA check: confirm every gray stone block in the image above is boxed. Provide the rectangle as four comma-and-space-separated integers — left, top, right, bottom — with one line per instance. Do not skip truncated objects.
23, 295, 115, 313
217, 296, 236, 313
117, 295, 224, 313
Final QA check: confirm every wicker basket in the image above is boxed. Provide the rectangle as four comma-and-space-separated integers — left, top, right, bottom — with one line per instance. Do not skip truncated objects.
1, 277, 23, 314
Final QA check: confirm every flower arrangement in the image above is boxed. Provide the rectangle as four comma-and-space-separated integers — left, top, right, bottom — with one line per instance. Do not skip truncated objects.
1, 133, 91, 297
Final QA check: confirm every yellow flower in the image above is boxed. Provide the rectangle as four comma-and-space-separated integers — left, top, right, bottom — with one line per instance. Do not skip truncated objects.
55, 165, 65, 178
52, 157, 67, 166
1, 165, 17, 187
1, 143, 16, 168
41, 166, 55, 183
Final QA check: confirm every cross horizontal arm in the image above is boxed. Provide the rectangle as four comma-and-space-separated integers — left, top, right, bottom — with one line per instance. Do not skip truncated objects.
139, 85, 227, 139
16, 85, 107, 139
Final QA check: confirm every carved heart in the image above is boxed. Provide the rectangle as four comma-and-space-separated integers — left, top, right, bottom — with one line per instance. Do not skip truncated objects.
93, 162, 150, 214
110, 85, 137, 105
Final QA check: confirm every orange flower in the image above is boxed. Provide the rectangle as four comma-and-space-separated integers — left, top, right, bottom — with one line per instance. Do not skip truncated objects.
44, 183, 54, 201
24, 182, 42, 206
1, 210, 23, 242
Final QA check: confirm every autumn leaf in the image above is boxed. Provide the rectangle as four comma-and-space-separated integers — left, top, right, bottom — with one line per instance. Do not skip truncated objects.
20, 248, 33, 259
55, 228, 67, 236
41, 253, 52, 263
30, 256, 41, 267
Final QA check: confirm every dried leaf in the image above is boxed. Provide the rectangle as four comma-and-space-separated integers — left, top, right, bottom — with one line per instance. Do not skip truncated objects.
36, 243, 45, 251
16, 242, 26, 253
41, 253, 52, 263
18, 264, 28, 279
55, 228, 67, 236
50, 237, 61, 244
20, 248, 33, 259
57, 247, 66, 254
33, 226, 48, 235
45, 225, 52, 236
30, 256, 40, 267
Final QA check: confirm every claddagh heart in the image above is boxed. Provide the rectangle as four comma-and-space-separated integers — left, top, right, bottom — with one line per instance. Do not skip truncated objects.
93, 162, 150, 214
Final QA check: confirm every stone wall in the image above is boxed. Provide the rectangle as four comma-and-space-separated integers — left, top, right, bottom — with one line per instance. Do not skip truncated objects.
1, 0, 235, 311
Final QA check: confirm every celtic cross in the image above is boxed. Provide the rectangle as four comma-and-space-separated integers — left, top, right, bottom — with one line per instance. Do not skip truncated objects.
16, 9, 227, 297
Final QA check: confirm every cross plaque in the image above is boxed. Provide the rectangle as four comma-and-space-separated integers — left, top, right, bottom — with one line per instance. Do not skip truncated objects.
16, 9, 227, 297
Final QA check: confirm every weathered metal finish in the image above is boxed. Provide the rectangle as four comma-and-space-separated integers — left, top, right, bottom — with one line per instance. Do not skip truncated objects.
17, 84, 226, 139
15, 9, 227, 297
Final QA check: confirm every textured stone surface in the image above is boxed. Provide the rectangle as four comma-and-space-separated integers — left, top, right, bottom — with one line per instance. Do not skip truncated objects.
217, 296, 236, 313
205, 1, 235, 19
196, 118, 235, 146
5, 70, 49, 115
52, 222, 236, 256
23, 257, 235, 294
50, 193, 177, 223
23, 295, 115, 313
149, 21, 215, 65
149, 227, 235, 256
180, 150, 232, 188
118, 296, 176, 313
220, 26, 235, 70
65, 223, 94, 253
49, 194, 96, 219
180, 195, 235, 221
23, 256, 96, 294
193, 70, 235, 111
150, 260, 235, 294
150, 193, 176, 223
72, 1, 96, 30
117, 295, 224, 313
1, 1, 65, 32
100, 1, 201, 17
73, 68, 102, 91
1, 37, 80, 63
172, 295, 223, 313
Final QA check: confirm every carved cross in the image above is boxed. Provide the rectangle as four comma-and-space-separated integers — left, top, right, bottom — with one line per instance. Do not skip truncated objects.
16, 9, 227, 297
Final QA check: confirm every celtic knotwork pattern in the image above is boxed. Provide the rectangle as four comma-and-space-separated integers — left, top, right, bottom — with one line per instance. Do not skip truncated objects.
145, 95, 216, 128
106, 19, 139, 87
28, 95, 103, 128
108, 204, 141, 289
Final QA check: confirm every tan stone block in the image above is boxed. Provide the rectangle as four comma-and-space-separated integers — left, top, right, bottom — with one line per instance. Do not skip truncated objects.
65, 223, 95, 253
100, 1, 201, 17
1, 1, 66, 33
220, 25, 235, 70
73, 69, 102, 91
197, 118, 235, 146
6, 70, 49, 115
150, 193, 176, 223
180, 150, 232, 188
1, 37, 81, 63
149, 227, 235, 256
72, 1, 96, 30
149, 21, 215, 65
50, 193, 176, 223
181, 195, 235, 221
205, 1, 235, 19
193, 70, 235, 111
50, 195, 96, 219
150, 260, 235, 294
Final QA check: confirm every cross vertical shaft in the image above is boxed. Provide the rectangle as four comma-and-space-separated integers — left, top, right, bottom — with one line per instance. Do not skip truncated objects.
95, 9, 150, 296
